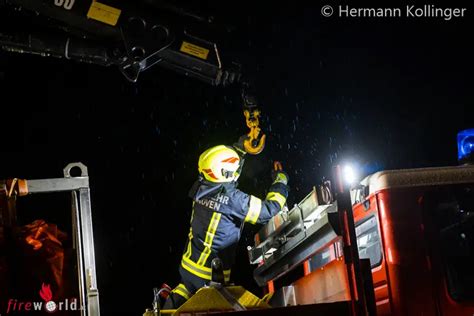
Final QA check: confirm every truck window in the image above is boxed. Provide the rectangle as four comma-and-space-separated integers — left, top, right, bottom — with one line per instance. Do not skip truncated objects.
355, 215, 382, 268
427, 185, 474, 301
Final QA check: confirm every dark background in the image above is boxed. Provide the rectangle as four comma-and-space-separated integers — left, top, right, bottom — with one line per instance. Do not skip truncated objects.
1, 2, 473, 315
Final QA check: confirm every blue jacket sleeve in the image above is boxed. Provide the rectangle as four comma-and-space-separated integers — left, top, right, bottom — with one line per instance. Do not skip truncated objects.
228, 182, 289, 225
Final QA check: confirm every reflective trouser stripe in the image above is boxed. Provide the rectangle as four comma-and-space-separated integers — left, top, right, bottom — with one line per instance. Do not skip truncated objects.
172, 283, 191, 300
245, 195, 262, 224
181, 256, 231, 282
266, 191, 286, 209
197, 212, 222, 266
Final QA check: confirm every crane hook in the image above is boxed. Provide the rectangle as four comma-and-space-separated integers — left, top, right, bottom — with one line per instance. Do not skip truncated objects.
243, 108, 266, 155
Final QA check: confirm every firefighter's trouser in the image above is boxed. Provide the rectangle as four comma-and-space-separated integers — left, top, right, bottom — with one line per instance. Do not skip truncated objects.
163, 265, 210, 309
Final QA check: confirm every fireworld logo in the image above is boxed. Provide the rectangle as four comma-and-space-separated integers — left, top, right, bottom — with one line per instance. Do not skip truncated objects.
6, 283, 80, 313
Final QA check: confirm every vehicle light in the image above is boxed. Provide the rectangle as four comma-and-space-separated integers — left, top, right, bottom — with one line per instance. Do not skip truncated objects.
458, 129, 474, 162
343, 164, 357, 185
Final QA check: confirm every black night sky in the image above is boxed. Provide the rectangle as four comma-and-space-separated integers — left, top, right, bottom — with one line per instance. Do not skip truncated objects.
1, 2, 473, 315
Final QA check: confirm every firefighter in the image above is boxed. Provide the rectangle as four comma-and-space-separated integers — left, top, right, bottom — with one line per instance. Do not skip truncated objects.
163, 144, 289, 309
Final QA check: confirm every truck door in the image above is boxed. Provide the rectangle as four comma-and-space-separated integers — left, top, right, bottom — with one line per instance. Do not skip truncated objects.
422, 184, 474, 316
354, 195, 391, 315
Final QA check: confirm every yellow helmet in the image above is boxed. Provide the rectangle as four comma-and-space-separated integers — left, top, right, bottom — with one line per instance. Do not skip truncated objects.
198, 145, 242, 183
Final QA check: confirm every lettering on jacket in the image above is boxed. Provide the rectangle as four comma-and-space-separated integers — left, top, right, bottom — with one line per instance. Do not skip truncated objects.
195, 193, 230, 212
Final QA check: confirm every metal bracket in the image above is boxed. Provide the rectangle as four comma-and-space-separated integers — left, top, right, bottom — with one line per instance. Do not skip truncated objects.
64, 162, 89, 178
24, 162, 100, 316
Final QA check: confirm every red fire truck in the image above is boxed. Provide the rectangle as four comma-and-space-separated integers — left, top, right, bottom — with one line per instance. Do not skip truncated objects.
351, 164, 474, 315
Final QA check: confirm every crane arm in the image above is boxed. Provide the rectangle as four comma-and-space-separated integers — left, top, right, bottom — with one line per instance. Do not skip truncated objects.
0, 0, 241, 84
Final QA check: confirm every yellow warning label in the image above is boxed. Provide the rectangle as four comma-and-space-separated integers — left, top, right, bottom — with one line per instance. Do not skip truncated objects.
180, 41, 209, 60
87, 1, 121, 26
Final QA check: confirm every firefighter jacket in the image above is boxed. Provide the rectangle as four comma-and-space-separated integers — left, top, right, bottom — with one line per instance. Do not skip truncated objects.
180, 178, 289, 283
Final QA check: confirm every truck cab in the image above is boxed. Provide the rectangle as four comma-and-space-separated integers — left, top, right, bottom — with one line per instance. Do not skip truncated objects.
351, 165, 474, 315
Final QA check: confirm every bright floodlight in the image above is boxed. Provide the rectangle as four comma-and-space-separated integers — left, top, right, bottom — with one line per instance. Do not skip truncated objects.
343, 165, 357, 185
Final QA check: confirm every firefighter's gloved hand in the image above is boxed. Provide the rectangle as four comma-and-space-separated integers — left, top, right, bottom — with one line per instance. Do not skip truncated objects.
272, 170, 289, 185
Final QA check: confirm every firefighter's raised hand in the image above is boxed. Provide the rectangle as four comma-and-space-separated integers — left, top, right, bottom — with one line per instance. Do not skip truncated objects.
272, 161, 289, 185
272, 170, 289, 185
